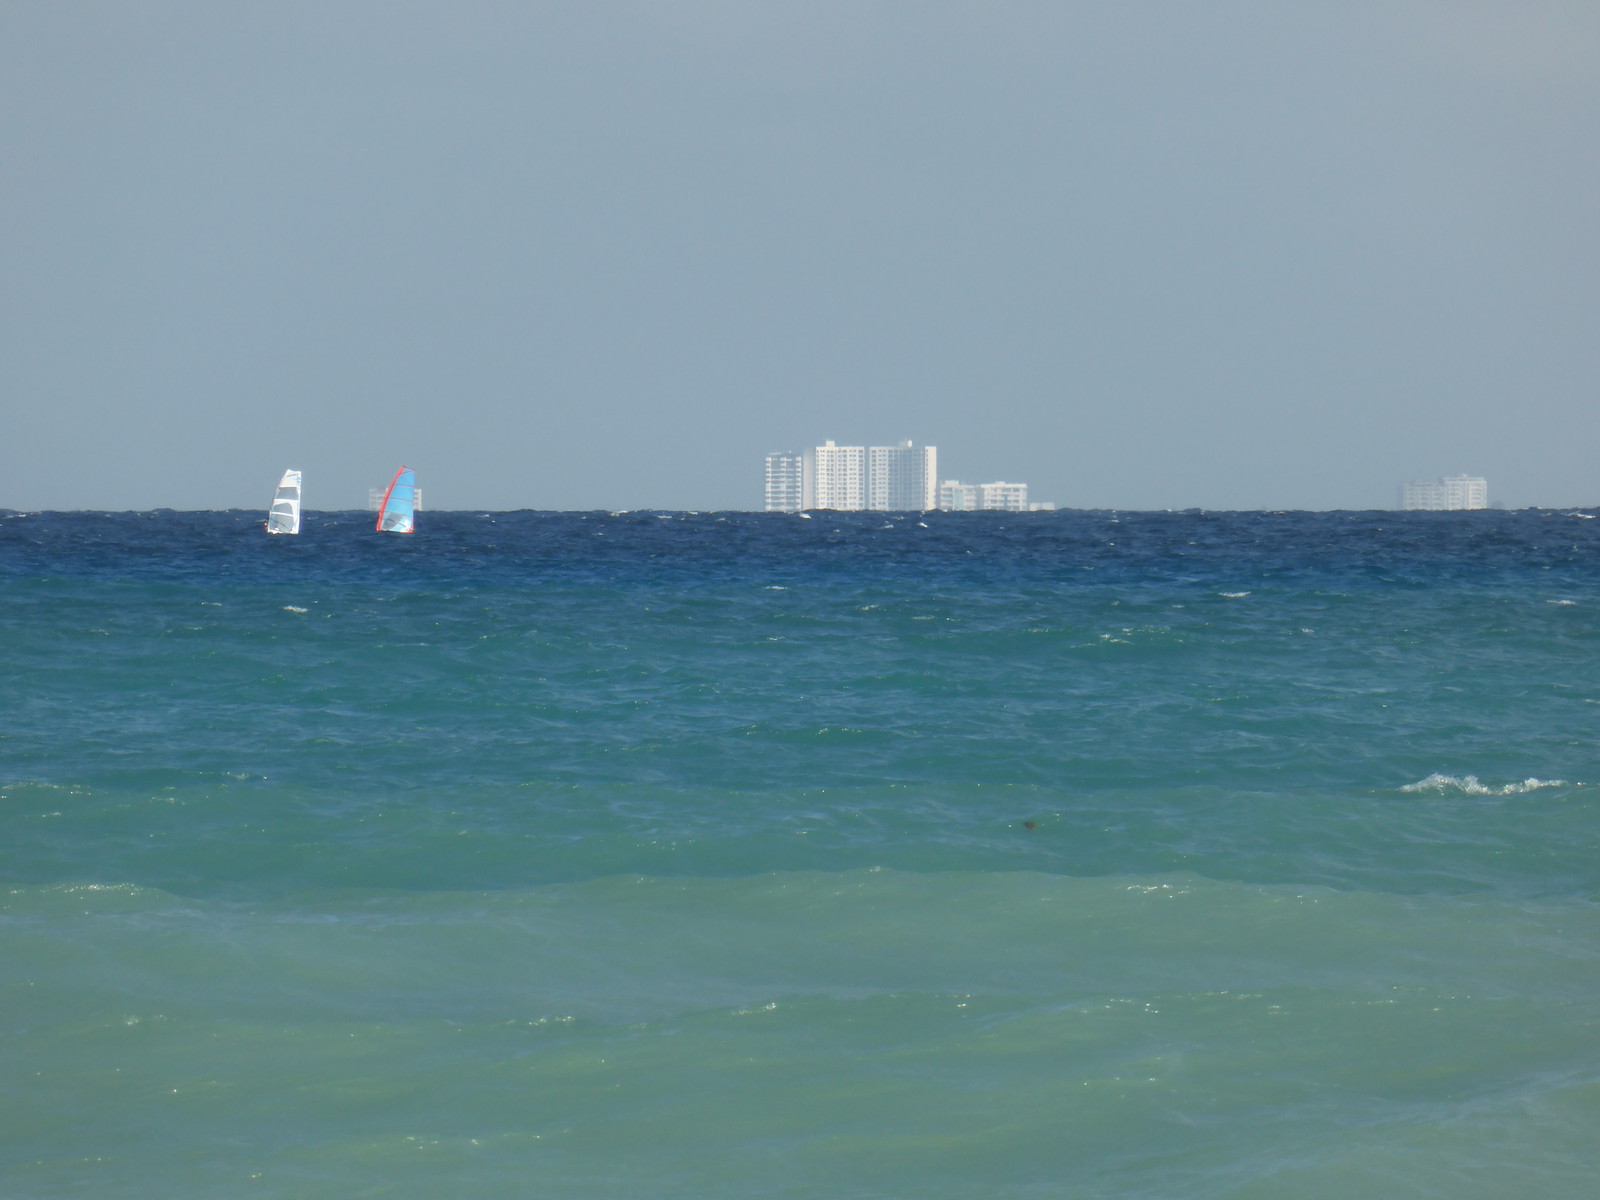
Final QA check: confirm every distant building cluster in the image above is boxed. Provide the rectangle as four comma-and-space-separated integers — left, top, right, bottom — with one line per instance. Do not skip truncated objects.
764, 441, 1050, 512
936, 481, 1031, 512
765, 441, 933, 511
1400, 475, 1487, 511
367, 486, 423, 511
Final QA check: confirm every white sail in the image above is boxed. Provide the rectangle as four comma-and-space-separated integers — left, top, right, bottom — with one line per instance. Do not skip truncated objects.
266, 469, 302, 535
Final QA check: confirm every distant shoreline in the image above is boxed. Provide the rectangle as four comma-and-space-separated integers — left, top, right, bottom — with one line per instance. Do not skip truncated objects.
3, 506, 1589, 518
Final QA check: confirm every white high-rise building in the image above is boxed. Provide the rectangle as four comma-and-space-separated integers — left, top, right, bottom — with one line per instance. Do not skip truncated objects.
1401, 475, 1488, 511
764, 452, 806, 513
811, 441, 867, 510
867, 441, 937, 511
764, 441, 937, 511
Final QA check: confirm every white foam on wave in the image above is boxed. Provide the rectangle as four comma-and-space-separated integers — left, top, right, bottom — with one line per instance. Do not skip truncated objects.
1401, 773, 1573, 796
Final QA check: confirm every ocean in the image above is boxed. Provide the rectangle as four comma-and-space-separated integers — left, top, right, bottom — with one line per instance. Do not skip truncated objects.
3, 508, 1597, 1199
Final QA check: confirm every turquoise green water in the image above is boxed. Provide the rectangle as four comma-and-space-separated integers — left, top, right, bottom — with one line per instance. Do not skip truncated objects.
3, 509, 1598, 1197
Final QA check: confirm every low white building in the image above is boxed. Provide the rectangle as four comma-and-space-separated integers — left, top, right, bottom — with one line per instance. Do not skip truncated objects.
937, 480, 1035, 511
936, 481, 980, 511
979, 481, 1029, 512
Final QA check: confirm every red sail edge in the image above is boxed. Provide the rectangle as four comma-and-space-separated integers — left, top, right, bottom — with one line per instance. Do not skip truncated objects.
375, 465, 410, 533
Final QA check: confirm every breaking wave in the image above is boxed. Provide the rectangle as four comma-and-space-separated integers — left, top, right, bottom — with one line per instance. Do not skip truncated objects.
1401, 774, 1574, 796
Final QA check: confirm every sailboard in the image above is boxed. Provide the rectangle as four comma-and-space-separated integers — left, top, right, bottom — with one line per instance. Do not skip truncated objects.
376, 466, 417, 533
266, 469, 302, 535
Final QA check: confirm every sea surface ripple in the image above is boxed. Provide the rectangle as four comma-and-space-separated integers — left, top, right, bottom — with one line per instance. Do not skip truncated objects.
3, 508, 1598, 1198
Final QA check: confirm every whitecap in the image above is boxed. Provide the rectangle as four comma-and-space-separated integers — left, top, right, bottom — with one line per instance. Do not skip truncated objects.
1401, 773, 1573, 796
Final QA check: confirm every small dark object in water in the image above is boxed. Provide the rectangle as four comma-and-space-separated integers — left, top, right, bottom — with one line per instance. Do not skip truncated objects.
1023, 820, 1037, 830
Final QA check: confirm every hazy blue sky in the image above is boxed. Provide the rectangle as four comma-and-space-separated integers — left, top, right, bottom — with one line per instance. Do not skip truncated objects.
4, 1, 1597, 511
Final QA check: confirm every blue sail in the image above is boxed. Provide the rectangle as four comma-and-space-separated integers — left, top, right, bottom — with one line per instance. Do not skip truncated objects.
376, 467, 416, 533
